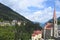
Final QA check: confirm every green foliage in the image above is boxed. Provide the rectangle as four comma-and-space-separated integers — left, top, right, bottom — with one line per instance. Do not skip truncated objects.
0, 26, 15, 40
14, 22, 42, 40
58, 21, 60, 25
0, 22, 42, 40
0, 3, 42, 40
0, 18, 3, 22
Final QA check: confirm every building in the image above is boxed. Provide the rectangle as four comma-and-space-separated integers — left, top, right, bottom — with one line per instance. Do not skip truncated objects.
58, 25, 60, 37
0, 21, 11, 26
32, 30, 42, 40
43, 8, 60, 40
44, 23, 53, 39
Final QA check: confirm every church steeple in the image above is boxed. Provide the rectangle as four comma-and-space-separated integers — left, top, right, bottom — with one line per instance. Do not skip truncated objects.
53, 8, 56, 18
53, 6, 58, 38
53, 8, 57, 24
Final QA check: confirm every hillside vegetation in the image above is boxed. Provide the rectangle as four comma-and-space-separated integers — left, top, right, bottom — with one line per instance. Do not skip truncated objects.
0, 3, 29, 22
0, 3, 42, 40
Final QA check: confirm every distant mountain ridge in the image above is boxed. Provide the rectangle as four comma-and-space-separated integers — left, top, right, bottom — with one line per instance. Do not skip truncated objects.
0, 3, 30, 22
41, 17, 60, 27
48, 17, 60, 24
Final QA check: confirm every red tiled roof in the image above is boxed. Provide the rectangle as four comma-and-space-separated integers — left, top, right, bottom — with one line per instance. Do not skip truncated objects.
32, 30, 42, 37
46, 24, 52, 28
45, 23, 53, 29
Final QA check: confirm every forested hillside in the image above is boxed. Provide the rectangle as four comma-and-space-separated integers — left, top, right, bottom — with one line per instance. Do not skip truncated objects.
58, 17, 60, 24
0, 3, 42, 40
0, 3, 30, 21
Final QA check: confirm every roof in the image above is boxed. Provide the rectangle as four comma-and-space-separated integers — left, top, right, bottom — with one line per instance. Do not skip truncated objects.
32, 30, 42, 37
44, 23, 53, 29
53, 8, 56, 19
32, 34, 36, 37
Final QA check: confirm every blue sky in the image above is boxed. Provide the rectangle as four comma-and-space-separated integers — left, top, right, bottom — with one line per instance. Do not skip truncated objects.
0, 0, 60, 23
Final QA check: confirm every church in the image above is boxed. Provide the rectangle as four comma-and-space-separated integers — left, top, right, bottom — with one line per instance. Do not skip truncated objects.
43, 8, 60, 40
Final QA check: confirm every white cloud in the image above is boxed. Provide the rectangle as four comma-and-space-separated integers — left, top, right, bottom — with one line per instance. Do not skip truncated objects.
25, 7, 53, 23
56, 11, 60, 17
28, 7, 60, 23
55, 0, 60, 7
0, 0, 60, 23
0, 0, 47, 12
25, 7, 60, 23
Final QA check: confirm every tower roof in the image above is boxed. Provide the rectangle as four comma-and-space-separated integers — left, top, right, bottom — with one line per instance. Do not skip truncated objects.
53, 7, 56, 19
53, 6, 57, 24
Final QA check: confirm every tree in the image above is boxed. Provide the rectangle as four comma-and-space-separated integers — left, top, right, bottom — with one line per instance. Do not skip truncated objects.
0, 18, 3, 22
0, 26, 15, 40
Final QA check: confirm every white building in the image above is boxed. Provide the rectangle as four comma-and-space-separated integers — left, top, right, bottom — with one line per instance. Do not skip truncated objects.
32, 30, 42, 40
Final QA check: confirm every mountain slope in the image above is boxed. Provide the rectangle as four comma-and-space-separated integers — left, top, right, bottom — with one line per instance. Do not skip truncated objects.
0, 3, 30, 22
0, 3, 42, 40
58, 17, 60, 24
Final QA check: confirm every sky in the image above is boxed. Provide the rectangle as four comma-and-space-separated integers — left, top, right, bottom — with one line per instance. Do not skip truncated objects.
0, 0, 60, 23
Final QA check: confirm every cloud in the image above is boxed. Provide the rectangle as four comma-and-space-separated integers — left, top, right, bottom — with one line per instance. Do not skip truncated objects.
0, 0, 47, 12
0, 0, 60, 23
56, 11, 60, 17
55, 0, 60, 7
25, 6, 60, 23
25, 7, 54, 23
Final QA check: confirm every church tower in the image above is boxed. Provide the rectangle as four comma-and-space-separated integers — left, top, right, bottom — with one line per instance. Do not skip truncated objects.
53, 8, 58, 38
